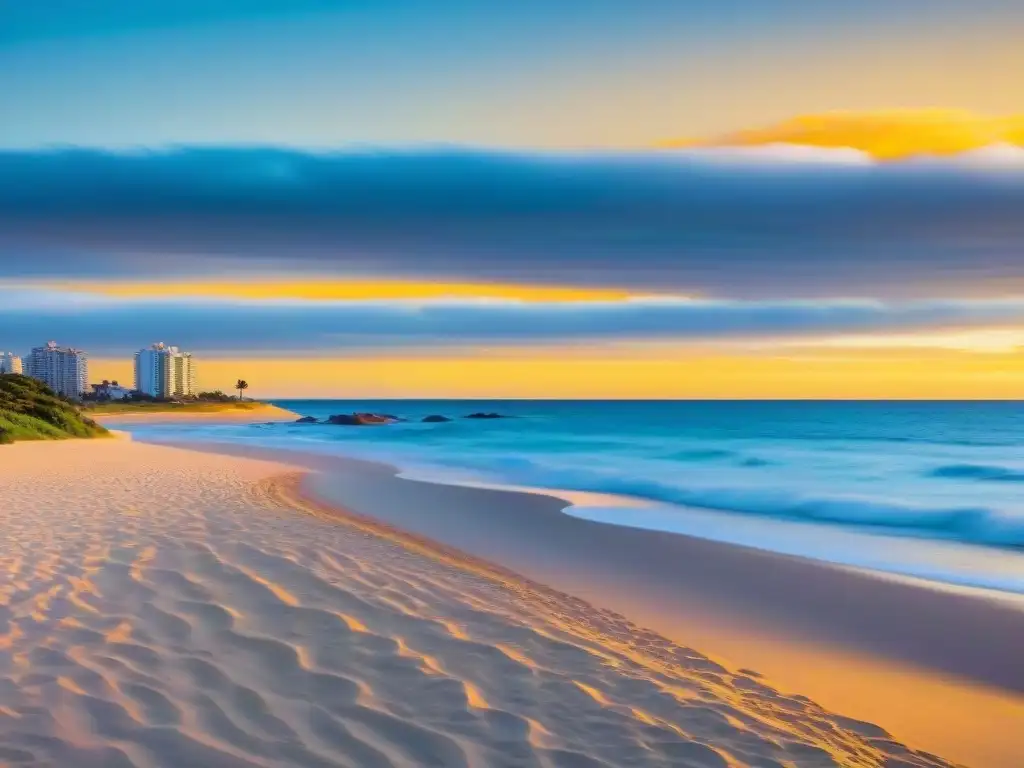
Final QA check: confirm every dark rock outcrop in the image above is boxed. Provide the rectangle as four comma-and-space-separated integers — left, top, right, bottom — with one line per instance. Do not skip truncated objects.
465, 412, 506, 419
422, 414, 453, 423
294, 416, 319, 424
327, 412, 397, 426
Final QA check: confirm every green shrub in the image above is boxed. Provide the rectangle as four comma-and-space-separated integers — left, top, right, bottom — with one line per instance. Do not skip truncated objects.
0, 374, 110, 444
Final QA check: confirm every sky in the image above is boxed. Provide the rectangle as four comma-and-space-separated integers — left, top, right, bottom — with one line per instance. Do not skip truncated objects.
1, 1, 1023, 398
2, 1, 1023, 149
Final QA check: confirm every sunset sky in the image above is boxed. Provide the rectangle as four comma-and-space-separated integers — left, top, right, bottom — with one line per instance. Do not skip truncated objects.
2, 1, 1023, 398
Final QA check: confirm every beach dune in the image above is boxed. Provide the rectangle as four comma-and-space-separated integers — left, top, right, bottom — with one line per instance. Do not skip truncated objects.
0, 439, 956, 767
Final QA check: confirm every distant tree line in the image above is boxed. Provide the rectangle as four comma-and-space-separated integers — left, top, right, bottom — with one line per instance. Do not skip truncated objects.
81, 384, 243, 404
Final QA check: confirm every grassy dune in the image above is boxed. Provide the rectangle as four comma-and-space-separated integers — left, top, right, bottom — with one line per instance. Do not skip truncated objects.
0, 374, 109, 444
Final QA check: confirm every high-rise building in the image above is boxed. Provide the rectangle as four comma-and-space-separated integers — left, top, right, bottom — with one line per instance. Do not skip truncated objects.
134, 343, 197, 398
0, 352, 22, 375
25, 341, 88, 398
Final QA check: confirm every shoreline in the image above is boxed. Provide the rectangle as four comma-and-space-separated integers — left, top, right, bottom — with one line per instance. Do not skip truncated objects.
156, 438, 1024, 767
0, 437, 959, 768
418, 476, 1024, 602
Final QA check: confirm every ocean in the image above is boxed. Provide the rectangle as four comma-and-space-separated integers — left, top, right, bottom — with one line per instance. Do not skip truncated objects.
128, 399, 1024, 597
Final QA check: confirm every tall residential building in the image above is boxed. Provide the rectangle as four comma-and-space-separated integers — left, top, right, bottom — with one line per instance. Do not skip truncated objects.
25, 341, 88, 398
0, 352, 22, 374
134, 343, 197, 398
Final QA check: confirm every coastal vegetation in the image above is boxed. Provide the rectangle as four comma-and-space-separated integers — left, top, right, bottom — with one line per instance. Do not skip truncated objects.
81, 386, 273, 414
0, 374, 109, 444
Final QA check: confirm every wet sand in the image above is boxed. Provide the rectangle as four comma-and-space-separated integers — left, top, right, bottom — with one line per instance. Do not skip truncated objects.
0, 437, 962, 767
165, 442, 1024, 768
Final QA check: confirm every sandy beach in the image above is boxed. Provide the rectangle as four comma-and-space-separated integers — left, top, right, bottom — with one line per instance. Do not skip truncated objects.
90, 404, 299, 425
0, 437, 963, 768
150, 441, 1024, 768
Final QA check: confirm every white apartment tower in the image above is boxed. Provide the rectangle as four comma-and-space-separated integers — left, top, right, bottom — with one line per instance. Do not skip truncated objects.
25, 341, 88, 398
134, 343, 197, 398
0, 352, 23, 374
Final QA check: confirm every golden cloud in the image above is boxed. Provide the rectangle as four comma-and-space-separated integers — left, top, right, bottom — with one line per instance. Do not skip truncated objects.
661, 110, 1024, 160
41, 279, 633, 303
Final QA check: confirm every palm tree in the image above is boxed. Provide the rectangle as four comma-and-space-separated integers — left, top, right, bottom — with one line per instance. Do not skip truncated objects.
235, 379, 249, 401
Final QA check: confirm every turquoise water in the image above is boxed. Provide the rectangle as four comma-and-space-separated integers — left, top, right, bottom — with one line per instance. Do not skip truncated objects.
127, 399, 1024, 596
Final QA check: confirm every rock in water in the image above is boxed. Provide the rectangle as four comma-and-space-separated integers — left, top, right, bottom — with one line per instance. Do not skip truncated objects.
422, 414, 453, 423
295, 416, 319, 424
465, 412, 505, 419
327, 412, 397, 426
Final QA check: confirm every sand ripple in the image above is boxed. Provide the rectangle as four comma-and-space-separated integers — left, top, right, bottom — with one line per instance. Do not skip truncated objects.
0, 441, 958, 767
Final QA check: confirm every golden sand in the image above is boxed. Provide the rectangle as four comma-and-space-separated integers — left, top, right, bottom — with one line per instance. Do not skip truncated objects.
0, 439, 957, 766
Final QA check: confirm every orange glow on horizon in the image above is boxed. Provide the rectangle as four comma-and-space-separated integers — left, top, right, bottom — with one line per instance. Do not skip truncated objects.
661, 110, 1024, 160
49, 279, 637, 303
90, 348, 1024, 400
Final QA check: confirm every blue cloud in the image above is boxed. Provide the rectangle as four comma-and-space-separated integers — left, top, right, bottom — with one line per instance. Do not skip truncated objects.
0, 147, 1022, 299
3, 293, 1024, 355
